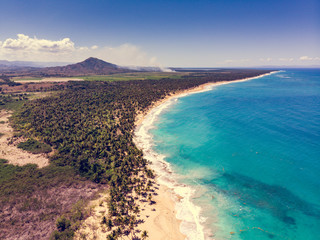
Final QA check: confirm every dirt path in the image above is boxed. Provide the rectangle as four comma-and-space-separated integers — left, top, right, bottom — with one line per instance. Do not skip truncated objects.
0, 110, 49, 168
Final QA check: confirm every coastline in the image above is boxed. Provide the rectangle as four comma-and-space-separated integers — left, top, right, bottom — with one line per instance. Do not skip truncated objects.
135, 71, 277, 127
133, 71, 277, 240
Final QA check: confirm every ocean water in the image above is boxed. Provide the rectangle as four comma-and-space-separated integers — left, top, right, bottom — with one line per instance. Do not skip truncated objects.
135, 69, 320, 240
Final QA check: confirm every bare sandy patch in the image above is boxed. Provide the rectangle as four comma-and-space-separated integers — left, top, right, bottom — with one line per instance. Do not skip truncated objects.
0, 110, 49, 168
74, 192, 109, 240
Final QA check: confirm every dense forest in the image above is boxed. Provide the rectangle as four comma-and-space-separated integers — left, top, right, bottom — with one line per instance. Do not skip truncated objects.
1, 69, 271, 239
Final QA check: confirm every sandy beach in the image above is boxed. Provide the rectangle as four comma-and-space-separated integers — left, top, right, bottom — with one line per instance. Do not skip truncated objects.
75, 183, 185, 240
133, 71, 277, 240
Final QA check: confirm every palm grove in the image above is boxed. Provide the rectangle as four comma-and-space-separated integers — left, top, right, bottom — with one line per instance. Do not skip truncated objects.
0, 69, 270, 239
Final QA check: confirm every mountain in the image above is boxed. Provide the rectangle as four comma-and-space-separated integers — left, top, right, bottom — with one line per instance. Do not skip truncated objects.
41, 57, 130, 76
0, 58, 134, 77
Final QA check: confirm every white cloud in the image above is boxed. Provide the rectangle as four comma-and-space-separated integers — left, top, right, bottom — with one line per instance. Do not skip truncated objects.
299, 56, 320, 61
279, 57, 294, 62
2, 34, 74, 53
0, 34, 160, 66
300, 56, 313, 61
78, 46, 89, 51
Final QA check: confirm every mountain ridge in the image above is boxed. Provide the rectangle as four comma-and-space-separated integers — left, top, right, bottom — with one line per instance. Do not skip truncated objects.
0, 57, 134, 77
41, 57, 130, 76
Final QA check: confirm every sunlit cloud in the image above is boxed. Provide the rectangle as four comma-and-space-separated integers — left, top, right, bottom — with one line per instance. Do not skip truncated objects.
300, 56, 312, 61
0, 34, 160, 66
279, 57, 294, 62
1, 34, 74, 53
299, 56, 320, 61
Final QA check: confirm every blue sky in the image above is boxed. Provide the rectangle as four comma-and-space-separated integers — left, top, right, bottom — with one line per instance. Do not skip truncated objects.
0, 0, 319, 67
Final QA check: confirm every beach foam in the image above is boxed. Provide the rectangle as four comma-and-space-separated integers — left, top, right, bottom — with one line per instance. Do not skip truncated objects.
134, 97, 207, 240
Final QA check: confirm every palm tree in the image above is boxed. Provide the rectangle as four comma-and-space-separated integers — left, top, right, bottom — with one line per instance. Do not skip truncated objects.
129, 220, 135, 239
107, 219, 113, 231
141, 230, 148, 240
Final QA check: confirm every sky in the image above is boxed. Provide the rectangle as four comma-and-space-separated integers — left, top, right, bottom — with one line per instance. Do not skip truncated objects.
0, 0, 319, 67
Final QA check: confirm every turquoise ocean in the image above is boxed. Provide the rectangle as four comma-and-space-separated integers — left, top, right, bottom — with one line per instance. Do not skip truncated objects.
135, 69, 320, 240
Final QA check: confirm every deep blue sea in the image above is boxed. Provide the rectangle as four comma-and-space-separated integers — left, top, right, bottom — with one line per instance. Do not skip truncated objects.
149, 70, 320, 239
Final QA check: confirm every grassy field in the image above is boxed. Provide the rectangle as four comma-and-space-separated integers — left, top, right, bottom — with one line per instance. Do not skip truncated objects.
76, 72, 189, 81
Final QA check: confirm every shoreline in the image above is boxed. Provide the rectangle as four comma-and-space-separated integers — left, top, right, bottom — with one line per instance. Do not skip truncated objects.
133, 71, 278, 240
135, 71, 277, 127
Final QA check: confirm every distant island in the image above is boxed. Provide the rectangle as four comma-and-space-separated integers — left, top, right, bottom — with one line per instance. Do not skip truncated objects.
0, 57, 272, 239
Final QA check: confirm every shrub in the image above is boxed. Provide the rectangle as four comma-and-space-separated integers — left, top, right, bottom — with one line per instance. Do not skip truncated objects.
17, 138, 52, 154
56, 216, 71, 232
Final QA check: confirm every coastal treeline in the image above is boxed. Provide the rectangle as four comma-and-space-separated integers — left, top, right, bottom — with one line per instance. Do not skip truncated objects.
6, 69, 270, 239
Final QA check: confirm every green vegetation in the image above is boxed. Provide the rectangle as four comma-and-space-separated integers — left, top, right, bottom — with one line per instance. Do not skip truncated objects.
0, 93, 29, 110
76, 72, 188, 82
52, 216, 73, 238
17, 138, 52, 154
0, 159, 74, 196
141, 230, 149, 240
2, 69, 271, 239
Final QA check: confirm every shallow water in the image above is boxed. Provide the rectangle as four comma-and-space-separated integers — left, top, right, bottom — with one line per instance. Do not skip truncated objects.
148, 70, 320, 239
